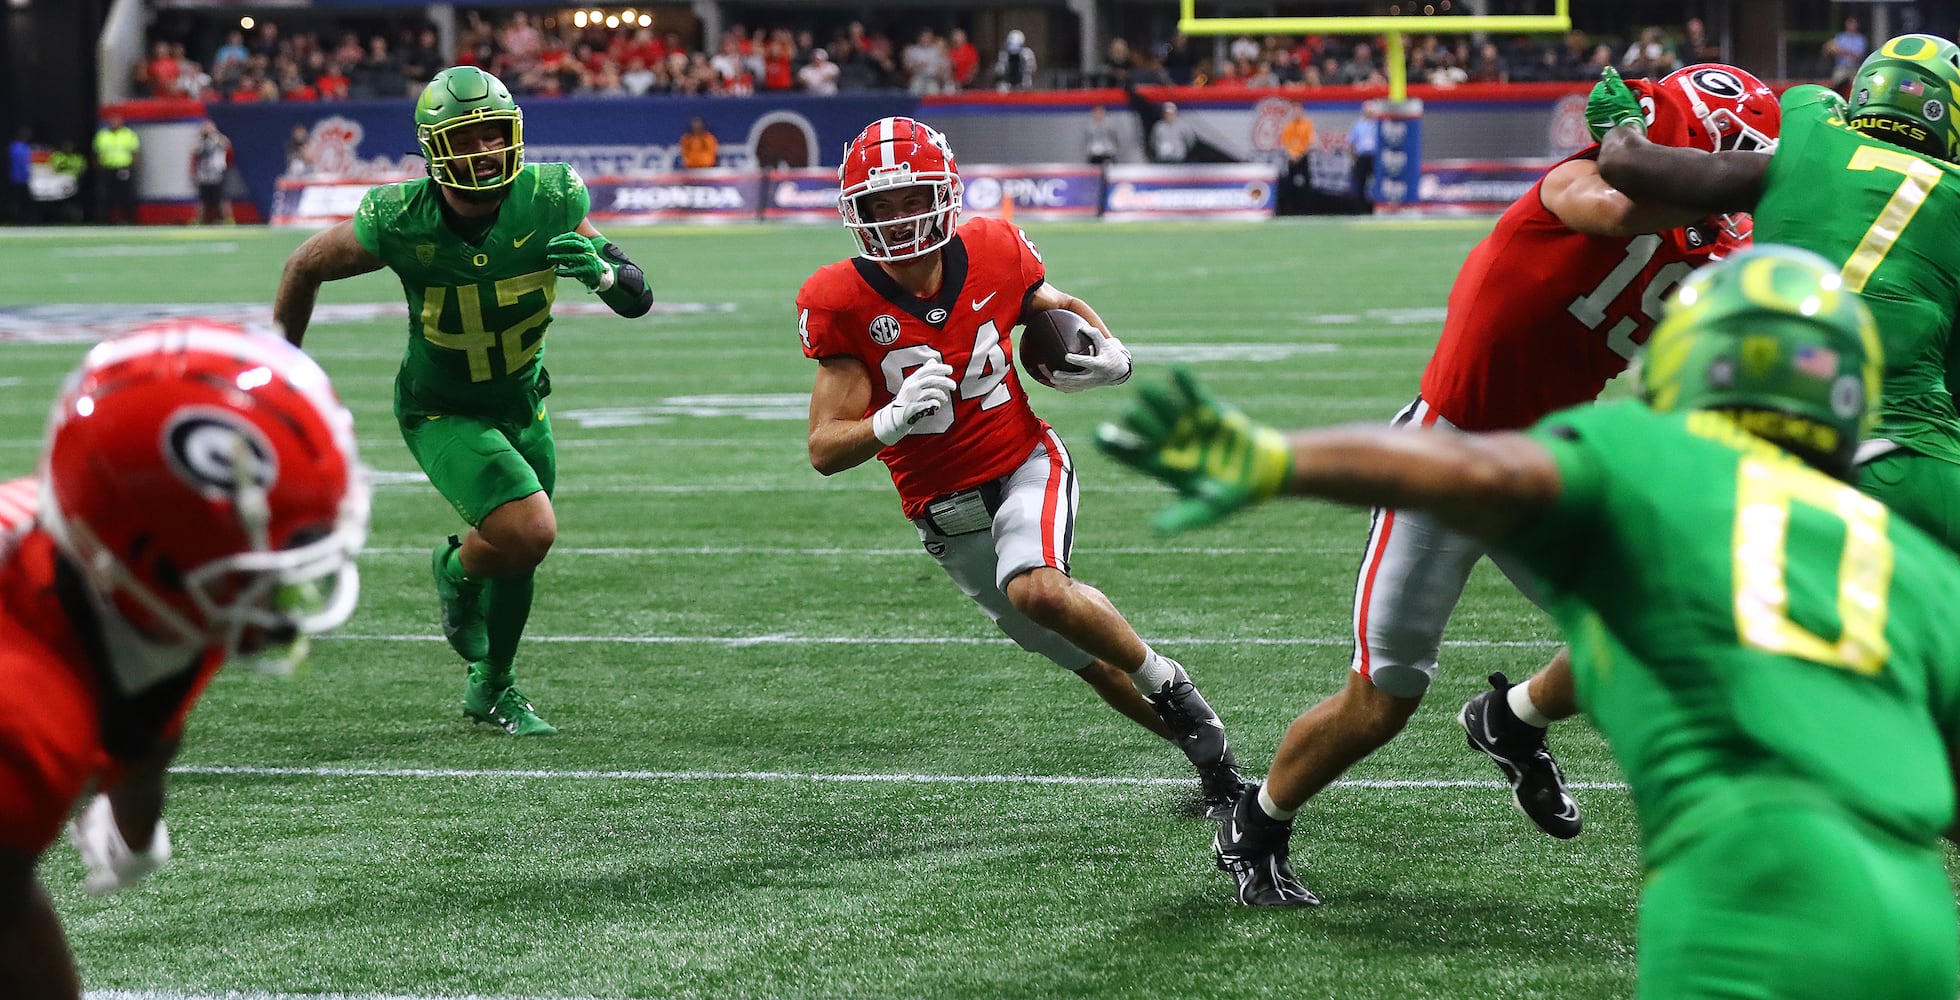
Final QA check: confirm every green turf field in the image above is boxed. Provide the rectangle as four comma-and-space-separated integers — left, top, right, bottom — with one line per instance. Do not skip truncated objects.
1, 220, 1943, 1000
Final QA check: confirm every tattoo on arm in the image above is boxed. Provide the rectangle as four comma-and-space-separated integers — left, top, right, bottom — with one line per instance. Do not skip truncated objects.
273, 222, 382, 347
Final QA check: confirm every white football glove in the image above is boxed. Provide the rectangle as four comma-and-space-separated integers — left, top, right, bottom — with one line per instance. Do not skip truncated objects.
871, 360, 956, 444
1049, 333, 1133, 394
70, 793, 171, 896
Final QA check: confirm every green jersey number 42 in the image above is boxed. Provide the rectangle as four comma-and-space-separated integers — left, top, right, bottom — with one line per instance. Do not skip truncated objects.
421, 267, 558, 382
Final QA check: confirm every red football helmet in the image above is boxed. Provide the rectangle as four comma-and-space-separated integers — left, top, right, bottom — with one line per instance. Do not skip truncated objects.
837, 116, 963, 262
37, 320, 368, 662
1643, 64, 1781, 153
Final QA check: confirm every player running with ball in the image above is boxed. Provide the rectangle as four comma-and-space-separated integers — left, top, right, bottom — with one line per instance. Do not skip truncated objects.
796, 116, 1245, 816
276, 66, 653, 735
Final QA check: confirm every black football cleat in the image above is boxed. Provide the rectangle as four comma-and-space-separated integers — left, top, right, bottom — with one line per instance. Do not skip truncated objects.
1214, 788, 1320, 907
1459, 672, 1582, 840
1196, 746, 1248, 820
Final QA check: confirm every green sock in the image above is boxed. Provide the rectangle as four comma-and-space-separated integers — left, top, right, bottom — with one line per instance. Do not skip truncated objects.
483, 569, 535, 683
444, 545, 472, 584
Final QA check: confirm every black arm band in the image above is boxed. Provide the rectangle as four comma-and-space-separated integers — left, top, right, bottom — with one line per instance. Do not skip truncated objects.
598, 241, 652, 318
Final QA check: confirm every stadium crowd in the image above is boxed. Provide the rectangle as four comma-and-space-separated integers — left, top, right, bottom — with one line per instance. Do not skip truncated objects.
131, 7, 1726, 103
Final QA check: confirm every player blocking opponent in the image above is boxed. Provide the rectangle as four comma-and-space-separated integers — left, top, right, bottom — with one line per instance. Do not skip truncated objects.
798, 117, 1245, 816
1180, 65, 1779, 901
276, 66, 653, 735
1473, 36, 1960, 810
0, 322, 368, 1000
1101, 248, 1960, 1000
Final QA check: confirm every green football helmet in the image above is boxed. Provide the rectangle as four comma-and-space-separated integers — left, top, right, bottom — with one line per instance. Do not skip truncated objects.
1640, 245, 1882, 478
415, 66, 524, 193
1846, 33, 1960, 161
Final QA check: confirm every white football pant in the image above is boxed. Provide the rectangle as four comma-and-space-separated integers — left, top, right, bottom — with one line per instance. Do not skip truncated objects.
915, 429, 1098, 670
1350, 396, 1545, 697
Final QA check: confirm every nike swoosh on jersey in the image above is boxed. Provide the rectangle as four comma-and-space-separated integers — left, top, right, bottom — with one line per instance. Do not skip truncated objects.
971, 292, 997, 312
513, 231, 537, 248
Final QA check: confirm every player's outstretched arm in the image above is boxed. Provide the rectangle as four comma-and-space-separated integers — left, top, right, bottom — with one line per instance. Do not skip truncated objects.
1026, 281, 1131, 391
274, 220, 383, 347
1540, 159, 1705, 237
1096, 368, 1562, 537
1596, 125, 1769, 215
550, 219, 652, 319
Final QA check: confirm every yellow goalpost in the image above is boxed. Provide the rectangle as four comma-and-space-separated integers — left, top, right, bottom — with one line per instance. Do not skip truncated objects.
1174, 0, 1572, 100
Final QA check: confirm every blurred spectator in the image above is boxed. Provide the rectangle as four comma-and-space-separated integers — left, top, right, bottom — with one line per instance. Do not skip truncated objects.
500, 11, 543, 77
1469, 42, 1509, 83
1347, 106, 1379, 211
144, 41, 180, 97
1230, 35, 1261, 64
1621, 27, 1677, 78
1280, 105, 1315, 163
798, 48, 840, 95
250, 20, 281, 59
213, 30, 249, 81
904, 28, 951, 95
623, 57, 659, 96
191, 120, 232, 225
9, 127, 33, 225
680, 117, 718, 169
1150, 102, 1195, 163
46, 142, 86, 223
762, 32, 795, 91
1159, 34, 1199, 85
400, 29, 443, 89
352, 36, 402, 98
1683, 17, 1720, 63
948, 29, 980, 90
1085, 104, 1118, 165
316, 60, 350, 100
996, 29, 1037, 91
1825, 16, 1866, 86
1426, 48, 1468, 86
92, 113, 140, 225
285, 124, 312, 176
1341, 42, 1381, 85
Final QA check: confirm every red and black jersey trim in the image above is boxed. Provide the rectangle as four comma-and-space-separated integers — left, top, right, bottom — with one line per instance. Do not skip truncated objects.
851, 233, 971, 330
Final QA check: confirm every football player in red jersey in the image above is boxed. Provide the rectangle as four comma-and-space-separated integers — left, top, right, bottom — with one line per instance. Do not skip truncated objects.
1207, 66, 1781, 905
0, 321, 368, 998
798, 116, 1246, 816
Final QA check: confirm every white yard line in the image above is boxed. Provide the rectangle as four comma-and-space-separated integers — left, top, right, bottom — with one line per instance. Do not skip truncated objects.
359, 545, 1329, 557
170, 763, 1626, 793
89, 993, 631, 1000
322, 632, 1554, 648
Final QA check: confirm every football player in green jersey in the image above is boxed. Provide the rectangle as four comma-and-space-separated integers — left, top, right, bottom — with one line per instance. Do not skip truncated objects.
274, 66, 653, 736
1097, 246, 1960, 998
1453, 35, 1960, 813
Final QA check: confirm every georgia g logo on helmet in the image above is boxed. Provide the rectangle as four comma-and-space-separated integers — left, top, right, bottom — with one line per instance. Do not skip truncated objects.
163, 407, 279, 499
1687, 67, 1746, 99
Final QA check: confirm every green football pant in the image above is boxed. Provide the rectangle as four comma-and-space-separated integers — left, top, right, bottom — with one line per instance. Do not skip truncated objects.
1858, 449, 1960, 553
1637, 806, 1956, 1000
399, 402, 557, 526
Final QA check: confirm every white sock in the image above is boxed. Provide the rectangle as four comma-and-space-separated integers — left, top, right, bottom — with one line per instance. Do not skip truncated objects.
1126, 647, 1177, 695
1257, 784, 1297, 822
1507, 682, 1553, 728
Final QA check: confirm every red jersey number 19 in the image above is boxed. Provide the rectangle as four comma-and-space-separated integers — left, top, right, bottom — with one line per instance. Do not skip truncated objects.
1566, 233, 1693, 361
878, 320, 1013, 435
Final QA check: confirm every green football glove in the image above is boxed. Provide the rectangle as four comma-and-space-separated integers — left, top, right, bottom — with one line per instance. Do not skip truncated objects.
1094, 366, 1293, 534
1586, 66, 1647, 142
547, 232, 615, 292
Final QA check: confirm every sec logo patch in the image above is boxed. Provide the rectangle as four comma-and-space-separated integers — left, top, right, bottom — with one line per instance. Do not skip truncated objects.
870, 314, 901, 345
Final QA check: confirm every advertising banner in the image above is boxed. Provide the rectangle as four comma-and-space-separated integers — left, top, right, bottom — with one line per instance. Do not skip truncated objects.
273, 171, 768, 225
957, 165, 1103, 220
1370, 99, 1424, 206
1101, 164, 1275, 221
1411, 159, 1555, 213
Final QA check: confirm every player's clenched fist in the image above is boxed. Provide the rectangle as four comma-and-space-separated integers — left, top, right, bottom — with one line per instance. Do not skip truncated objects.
1095, 366, 1292, 533
872, 361, 956, 445
1587, 66, 1647, 142
547, 232, 615, 292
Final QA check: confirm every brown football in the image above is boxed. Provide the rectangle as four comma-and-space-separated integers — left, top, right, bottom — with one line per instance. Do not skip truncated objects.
1017, 309, 1098, 388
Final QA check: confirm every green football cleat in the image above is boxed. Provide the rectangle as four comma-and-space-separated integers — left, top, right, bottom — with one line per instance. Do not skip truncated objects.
432, 535, 488, 663
462, 670, 557, 736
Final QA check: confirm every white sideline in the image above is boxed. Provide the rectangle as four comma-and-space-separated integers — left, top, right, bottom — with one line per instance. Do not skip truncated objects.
323, 632, 1558, 648
362, 545, 1330, 557
169, 763, 1629, 792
